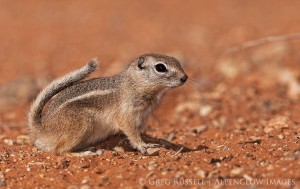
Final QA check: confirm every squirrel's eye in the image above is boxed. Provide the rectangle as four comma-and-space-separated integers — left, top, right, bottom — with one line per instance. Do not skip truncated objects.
155, 63, 167, 73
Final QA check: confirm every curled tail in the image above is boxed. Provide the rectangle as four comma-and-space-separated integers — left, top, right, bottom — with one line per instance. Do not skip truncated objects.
28, 58, 99, 129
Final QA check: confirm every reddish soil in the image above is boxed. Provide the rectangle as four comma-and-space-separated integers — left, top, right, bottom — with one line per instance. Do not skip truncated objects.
0, 1, 299, 188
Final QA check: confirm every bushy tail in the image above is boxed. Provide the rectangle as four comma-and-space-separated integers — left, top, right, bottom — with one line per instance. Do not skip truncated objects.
28, 58, 99, 129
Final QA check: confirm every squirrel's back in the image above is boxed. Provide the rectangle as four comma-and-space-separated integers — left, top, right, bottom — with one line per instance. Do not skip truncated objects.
45, 75, 123, 114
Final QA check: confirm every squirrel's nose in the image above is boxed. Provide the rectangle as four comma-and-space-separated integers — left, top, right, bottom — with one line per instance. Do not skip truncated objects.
180, 75, 188, 83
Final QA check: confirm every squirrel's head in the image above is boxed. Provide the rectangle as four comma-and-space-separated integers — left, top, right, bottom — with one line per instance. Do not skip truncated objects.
128, 54, 188, 90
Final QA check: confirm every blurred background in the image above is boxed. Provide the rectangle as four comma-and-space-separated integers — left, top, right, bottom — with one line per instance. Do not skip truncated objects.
1, 0, 300, 81
1, 0, 300, 121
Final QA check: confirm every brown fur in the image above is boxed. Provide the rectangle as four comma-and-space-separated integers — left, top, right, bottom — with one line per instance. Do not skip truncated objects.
28, 54, 187, 154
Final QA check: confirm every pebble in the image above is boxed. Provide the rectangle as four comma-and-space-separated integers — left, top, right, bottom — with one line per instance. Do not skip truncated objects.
84, 151, 95, 156
16, 135, 30, 145
146, 148, 160, 156
207, 169, 219, 178
3, 139, 13, 146
199, 105, 213, 116
263, 127, 273, 133
96, 149, 104, 156
81, 179, 89, 184
264, 115, 293, 134
230, 167, 244, 177
190, 125, 207, 134
161, 171, 168, 176
147, 165, 154, 171
243, 174, 253, 181
267, 116, 292, 129
196, 170, 206, 178
278, 134, 284, 140
175, 171, 185, 178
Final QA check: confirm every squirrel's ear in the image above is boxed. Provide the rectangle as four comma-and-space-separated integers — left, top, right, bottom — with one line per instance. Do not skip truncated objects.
138, 56, 145, 69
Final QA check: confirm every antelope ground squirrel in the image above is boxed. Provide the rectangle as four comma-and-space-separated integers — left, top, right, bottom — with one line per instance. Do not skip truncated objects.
28, 54, 188, 154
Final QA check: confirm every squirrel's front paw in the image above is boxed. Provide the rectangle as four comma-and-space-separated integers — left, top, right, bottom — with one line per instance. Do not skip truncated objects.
132, 142, 162, 154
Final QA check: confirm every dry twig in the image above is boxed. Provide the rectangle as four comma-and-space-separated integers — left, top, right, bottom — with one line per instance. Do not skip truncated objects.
226, 33, 300, 54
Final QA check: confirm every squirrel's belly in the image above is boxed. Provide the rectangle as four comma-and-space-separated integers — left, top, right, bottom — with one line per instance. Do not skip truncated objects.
84, 121, 117, 145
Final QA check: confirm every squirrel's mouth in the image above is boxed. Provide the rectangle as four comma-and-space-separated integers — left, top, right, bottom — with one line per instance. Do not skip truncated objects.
167, 80, 186, 88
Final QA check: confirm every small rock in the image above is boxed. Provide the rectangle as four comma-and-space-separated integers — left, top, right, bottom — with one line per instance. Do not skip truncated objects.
263, 127, 273, 134
94, 168, 103, 174
16, 135, 30, 145
175, 171, 185, 178
80, 151, 95, 156
3, 139, 13, 146
207, 169, 220, 178
230, 167, 244, 177
146, 148, 160, 156
147, 165, 154, 171
161, 171, 168, 176
80, 164, 90, 169
39, 174, 45, 178
243, 174, 253, 181
199, 105, 213, 116
267, 116, 293, 129
278, 134, 284, 140
190, 125, 207, 134
264, 115, 294, 134
81, 177, 89, 184
196, 170, 206, 178
96, 149, 104, 156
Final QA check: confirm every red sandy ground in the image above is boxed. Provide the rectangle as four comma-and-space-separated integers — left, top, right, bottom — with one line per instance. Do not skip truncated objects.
0, 1, 299, 188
